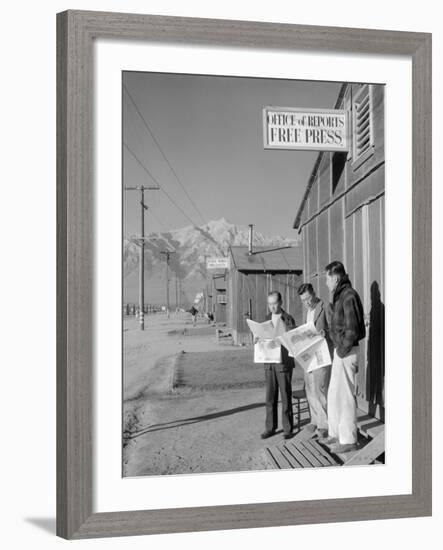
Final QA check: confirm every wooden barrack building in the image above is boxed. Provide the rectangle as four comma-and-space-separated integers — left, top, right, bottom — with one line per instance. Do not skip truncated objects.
226, 245, 303, 345
211, 274, 227, 324
293, 82, 385, 421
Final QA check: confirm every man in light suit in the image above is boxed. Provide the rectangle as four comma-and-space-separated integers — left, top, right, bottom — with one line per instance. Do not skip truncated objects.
297, 283, 333, 438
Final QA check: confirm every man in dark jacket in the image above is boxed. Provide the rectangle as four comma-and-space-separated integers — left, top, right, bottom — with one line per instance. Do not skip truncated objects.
321, 261, 366, 453
258, 290, 296, 440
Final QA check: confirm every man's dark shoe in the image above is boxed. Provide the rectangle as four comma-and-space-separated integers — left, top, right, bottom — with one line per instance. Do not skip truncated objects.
283, 433, 293, 440
261, 431, 275, 439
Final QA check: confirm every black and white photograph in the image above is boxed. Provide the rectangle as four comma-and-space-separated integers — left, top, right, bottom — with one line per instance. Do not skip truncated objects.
122, 72, 385, 477
2, 0, 439, 544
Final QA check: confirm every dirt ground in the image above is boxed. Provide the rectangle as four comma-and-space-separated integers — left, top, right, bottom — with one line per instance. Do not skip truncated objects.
123, 312, 305, 477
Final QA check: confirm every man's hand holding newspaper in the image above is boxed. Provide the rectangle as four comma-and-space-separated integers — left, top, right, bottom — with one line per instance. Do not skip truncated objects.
276, 323, 331, 372
247, 319, 331, 369
247, 320, 285, 363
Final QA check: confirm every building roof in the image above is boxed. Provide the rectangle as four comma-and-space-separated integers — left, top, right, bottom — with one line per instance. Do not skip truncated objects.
229, 245, 303, 272
293, 83, 348, 231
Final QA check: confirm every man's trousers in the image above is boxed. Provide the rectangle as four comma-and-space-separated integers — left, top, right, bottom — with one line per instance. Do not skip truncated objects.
327, 346, 359, 444
304, 364, 331, 430
264, 364, 293, 435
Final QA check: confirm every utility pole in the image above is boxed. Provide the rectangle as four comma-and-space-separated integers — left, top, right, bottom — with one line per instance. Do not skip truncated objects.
178, 276, 182, 309
175, 273, 179, 309
203, 254, 209, 314
160, 250, 175, 316
125, 185, 159, 330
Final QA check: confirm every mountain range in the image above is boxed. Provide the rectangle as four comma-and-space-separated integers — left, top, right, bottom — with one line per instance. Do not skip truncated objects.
123, 217, 301, 306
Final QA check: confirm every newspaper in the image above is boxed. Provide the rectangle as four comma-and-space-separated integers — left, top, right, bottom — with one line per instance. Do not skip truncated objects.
246, 319, 286, 364
276, 322, 331, 372
295, 338, 332, 372
253, 339, 282, 363
277, 323, 322, 358
246, 319, 276, 340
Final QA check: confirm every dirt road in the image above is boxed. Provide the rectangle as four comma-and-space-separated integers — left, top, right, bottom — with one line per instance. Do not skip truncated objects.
123, 312, 304, 477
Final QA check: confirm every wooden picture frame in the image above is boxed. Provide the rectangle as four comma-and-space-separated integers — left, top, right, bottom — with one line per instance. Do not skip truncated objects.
57, 10, 432, 539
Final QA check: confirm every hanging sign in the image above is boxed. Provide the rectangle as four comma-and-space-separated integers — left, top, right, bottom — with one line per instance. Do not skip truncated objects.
206, 257, 229, 270
263, 107, 348, 152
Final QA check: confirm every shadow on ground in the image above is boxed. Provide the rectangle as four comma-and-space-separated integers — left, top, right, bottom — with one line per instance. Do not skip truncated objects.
126, 401, 265, 439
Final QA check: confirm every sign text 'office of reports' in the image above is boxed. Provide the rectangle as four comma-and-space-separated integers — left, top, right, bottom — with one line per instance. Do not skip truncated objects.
263, 107, 349, 152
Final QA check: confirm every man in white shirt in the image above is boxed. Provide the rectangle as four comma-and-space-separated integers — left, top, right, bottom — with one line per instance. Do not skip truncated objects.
258, 291, 296, 440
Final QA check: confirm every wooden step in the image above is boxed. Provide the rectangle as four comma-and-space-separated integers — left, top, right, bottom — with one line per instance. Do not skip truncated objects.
359, 419, 385, 439
303, 439, 339, 467
343, 429, 385, 466
265, 415, 385, 469
356, 408, 384, 439
266, 434, 340, 470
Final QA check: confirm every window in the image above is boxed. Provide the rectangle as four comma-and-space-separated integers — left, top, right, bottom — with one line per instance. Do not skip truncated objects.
352, 84, 374, 165
332, 152, 346, 193
217, 292, 227, 304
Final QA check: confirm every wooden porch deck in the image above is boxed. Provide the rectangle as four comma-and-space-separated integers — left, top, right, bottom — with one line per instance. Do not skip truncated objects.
265, 408, 385, 469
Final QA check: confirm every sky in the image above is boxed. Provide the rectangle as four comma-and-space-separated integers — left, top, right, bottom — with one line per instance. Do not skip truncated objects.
123, 72, 342, 240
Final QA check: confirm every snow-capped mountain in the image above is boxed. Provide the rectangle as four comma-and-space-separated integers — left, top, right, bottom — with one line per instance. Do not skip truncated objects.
123, 218, 300, 305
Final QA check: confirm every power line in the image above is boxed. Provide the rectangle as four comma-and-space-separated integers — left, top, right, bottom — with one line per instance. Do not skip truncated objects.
124, 141, 225, 255
123, 142, 161, 188
123, 83, 208, 226
145, 191, 174, 234
123, 141, 200, 228
149, 209, 170, 233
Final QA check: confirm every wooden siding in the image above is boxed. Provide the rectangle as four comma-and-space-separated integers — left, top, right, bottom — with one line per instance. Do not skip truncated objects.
307, 220, 318, 280
316, 211, 330, 304
297, 84, 385, 419
319, 153, 332, 208
308, 175, 319, 217
366, 196, 385, 418
317, 211, 329, 272
345, 165, 385, 217
330, 198, 345, 263
344, 215, 354, 283
226, 271, 303, 345
213, 290, 227, 323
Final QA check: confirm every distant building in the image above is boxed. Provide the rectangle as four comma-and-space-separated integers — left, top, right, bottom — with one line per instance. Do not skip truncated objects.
293, 82, 385, 420
226, 245, 303, 345
211, 274, 227, 323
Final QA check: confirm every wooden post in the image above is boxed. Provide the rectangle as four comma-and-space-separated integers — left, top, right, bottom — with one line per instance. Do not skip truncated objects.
124, 184, 159, 330
160, 250, 175, 316
138, 188, 145, 330
175, 274, 178, 309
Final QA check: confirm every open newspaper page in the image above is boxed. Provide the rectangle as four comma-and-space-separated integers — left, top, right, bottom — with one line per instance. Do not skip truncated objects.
247, 319, 286, 364
246, 319, 275, 339
277, 322, 331, 371
253, 339, 281, 363
277, 323, 322, 357
296, 338, 332, 372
